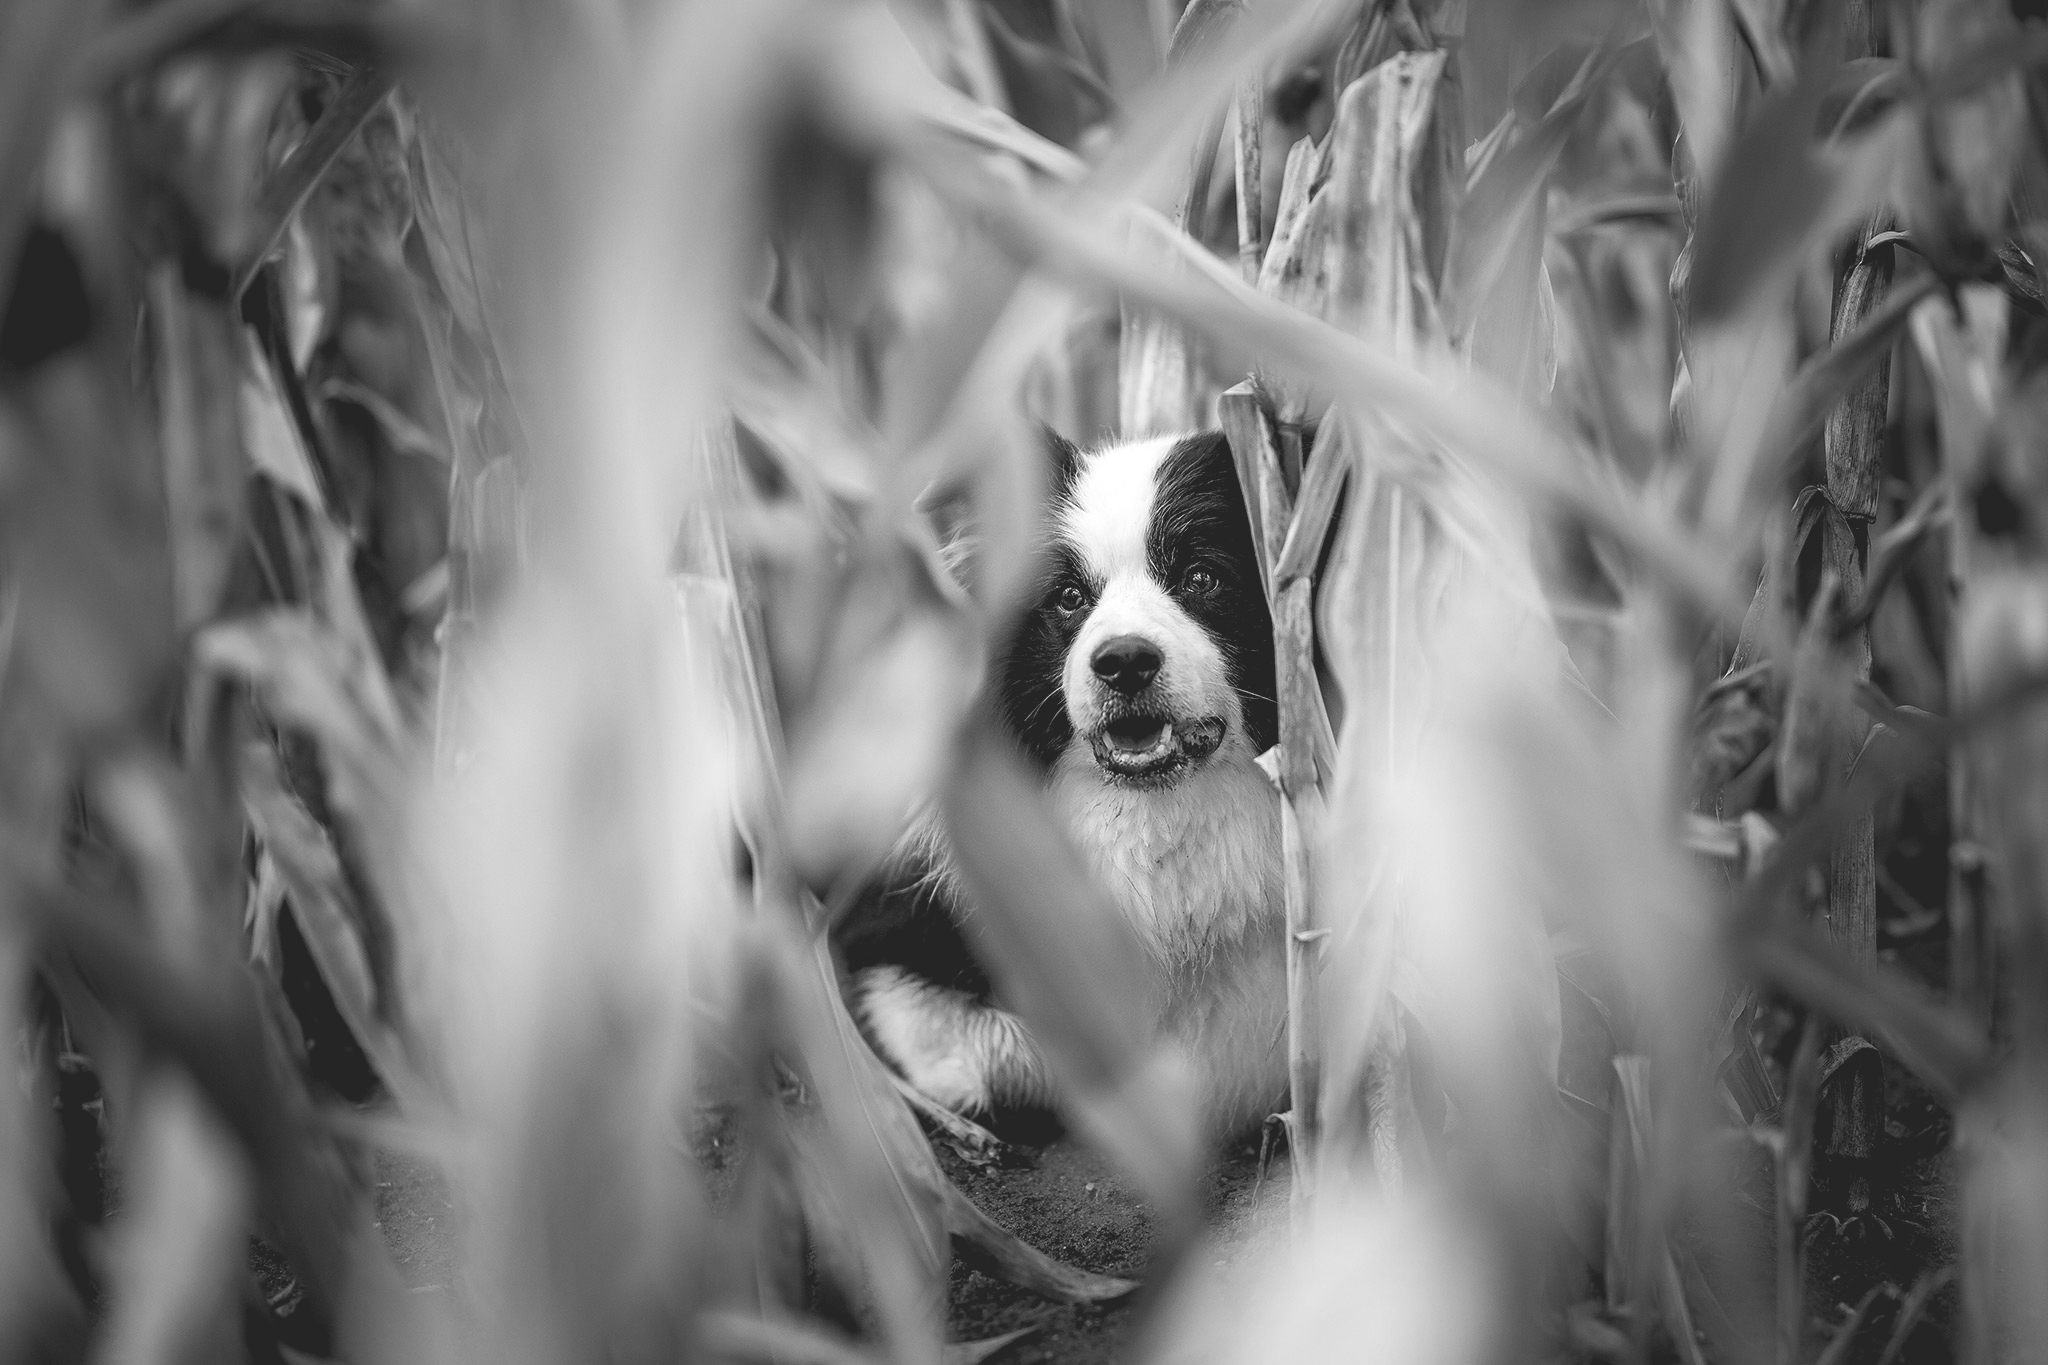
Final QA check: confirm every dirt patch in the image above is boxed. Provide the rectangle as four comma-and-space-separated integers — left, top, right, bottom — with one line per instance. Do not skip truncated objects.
317, 1082, 1956, 1364
345, 1120, 1287, 1363
937, 1135, 1288, 1364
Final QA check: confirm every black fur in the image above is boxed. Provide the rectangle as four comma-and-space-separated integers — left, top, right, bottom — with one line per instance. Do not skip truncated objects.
994, 429, 1088, 769
1146, 431, 1277, 754
833, 858, 992, 997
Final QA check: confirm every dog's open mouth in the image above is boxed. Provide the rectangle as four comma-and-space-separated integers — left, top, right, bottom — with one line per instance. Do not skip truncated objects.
1092, 714, 1226, 780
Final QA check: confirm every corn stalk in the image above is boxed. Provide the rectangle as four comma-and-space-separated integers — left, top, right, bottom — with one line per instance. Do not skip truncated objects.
1202, 2, 1537, 1215
1817, 219, 1893, 1186
1913, 281, 2047, 1365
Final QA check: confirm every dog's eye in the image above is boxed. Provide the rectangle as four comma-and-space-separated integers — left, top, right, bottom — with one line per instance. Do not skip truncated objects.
1055, 585, 1087, 615
1182, 567, 1220, 596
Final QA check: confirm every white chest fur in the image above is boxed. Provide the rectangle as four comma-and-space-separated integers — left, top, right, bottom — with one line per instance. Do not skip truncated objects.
1049, 746, 1288, 1131
1050, 747, 1282, 969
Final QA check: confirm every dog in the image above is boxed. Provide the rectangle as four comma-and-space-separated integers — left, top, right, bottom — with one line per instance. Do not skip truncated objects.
834, 429, 1288, 1139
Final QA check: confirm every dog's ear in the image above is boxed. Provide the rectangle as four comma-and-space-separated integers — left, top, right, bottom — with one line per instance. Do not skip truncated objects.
1041, 424, 1083, 493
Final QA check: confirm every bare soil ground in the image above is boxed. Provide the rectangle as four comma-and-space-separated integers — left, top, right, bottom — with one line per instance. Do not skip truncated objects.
932, 1135, 1285, 1364
355, 1124, 1285, 1365
334, 1088, 1954, 1365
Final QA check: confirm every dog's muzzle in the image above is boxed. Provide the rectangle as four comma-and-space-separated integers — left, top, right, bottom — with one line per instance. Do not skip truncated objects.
1091, 709, 1227, 782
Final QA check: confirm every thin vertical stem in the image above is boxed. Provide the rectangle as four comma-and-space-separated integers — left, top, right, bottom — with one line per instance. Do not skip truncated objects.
1233, 75, 1264, 285
1275, 574, 1322, 1211
1821, 224, 1892, 1175
1778, 1015, 1822, 1365
944, 0, 1008, 114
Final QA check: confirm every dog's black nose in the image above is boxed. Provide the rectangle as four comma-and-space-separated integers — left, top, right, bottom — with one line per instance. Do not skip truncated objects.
1091, 636, 1161, 695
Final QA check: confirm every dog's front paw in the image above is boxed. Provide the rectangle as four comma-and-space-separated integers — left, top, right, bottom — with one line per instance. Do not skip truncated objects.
854, 966, 997, 1115
855, 965, 1059, 1115
895, 1051, 994, 1116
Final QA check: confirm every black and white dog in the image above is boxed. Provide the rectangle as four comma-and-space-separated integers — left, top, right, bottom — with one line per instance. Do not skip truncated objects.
835, 430, 1288, 1138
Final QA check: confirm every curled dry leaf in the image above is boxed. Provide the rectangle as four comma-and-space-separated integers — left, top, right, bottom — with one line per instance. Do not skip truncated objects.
942, 1183, 1138, 1305
195, 609, 404, 813
1749, 267, 1937, 508
1692, 663, 1775, 804
0, 915, 79, 1360
232, 65, 395, 301
239, 739, 424, 1107
1743, 924, 1991, 1108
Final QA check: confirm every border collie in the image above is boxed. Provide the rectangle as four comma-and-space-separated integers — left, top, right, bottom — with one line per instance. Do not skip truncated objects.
835, 430, 1287, 1138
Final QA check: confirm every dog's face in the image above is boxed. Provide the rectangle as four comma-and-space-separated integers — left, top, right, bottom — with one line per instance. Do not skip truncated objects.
997, 432, 1276, 786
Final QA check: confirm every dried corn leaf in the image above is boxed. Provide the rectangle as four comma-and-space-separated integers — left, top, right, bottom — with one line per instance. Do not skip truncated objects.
1442, 44, 1616, 395
943, 1185, 1138, 1304
772, 925, 948, 1363
1303, 46, 1568, 1190
0, 914, 78, 1360
1104, 0, 1336, 436
1902, 0, 2028, 273
1687, 93, 1904, 330
1749, 267, 1936, 503
151, 50, 296, 266
148, 265, 248, 631
196, 608, 404, 814
1742, 924, 1990, 1107
1119, 246, 1220, 434
941, 713, 1202, 1216
1321, 51, 1451, 349
0, 0, 107, 276
34, 881, 424, 1361
92, 1073, 250, 1365
1823, 228, 1896, 519
908, 139, 1746, 622
240, 739, 423, 1106
1692, 663, 1775, 804
232, 66, 394, 299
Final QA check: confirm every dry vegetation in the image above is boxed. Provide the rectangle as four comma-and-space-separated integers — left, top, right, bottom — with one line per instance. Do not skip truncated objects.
3, 0, 2048, 1362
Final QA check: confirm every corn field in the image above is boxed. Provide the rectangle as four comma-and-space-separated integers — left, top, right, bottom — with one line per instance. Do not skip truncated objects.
4, 0, 2048, 1361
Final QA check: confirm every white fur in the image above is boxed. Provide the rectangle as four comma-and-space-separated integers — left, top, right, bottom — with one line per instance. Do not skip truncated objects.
1049, 747, 1285, 1132
855, 965, 1053, 1114
1058, 435, 1178, 581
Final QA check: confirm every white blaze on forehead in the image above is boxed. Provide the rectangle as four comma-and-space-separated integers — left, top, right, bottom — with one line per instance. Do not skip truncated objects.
1058, 436, 1182, 581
